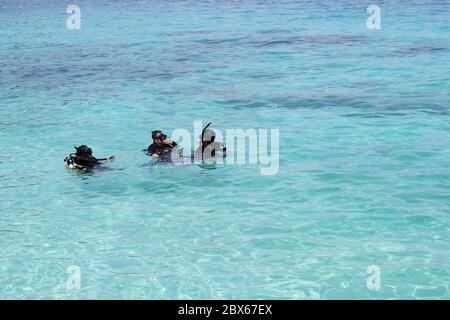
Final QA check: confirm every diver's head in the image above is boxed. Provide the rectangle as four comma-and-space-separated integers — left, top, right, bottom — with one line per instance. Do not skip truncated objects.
75, 145, 93, 157
152, 130, 167, 146
200, 129, 216, 146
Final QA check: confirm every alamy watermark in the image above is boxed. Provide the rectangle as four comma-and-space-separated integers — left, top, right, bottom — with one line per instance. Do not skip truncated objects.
66, 4, 381, 31
168, 121, 279, 176
66, 265, 81, 290
367, 5, 381, 30
366, 265, 381, 290
67, 5, 81, 30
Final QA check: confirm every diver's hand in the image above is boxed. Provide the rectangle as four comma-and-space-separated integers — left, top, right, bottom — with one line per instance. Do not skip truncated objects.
162, 139, 173, 145
152, 154, 159, 158
107, 155, 115, 161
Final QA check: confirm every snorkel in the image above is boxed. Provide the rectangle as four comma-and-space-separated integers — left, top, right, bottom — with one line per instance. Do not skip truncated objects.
201, 122, 212, 162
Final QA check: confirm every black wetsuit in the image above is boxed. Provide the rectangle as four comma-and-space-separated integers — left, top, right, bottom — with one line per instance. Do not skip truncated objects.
147, 142, 178, 157
67, 155, 106, 169
195, 142, 226, 158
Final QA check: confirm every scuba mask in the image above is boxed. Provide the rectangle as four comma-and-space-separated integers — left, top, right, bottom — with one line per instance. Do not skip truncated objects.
152, 131, 167, 141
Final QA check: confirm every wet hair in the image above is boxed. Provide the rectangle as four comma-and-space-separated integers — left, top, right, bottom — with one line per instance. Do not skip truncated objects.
152, 130, 167, 140
75, 145, 93, 157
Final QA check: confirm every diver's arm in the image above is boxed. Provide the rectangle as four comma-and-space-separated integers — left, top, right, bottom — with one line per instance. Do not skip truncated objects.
147, 144, 157, 156
147, 144, 163, 157
96, 156, 115, 161
162, 139, 177, 146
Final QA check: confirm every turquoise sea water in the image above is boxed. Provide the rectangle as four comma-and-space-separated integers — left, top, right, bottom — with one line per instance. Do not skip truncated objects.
1, 0, 450, 299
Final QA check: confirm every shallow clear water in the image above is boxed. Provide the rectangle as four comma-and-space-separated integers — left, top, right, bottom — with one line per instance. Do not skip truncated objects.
1, 0, 449, 299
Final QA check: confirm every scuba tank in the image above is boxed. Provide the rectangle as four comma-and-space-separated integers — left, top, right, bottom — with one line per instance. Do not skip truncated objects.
64, 153, 77, 168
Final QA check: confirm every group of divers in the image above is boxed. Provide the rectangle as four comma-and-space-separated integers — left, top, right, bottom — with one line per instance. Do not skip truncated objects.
64, 123, 227, 170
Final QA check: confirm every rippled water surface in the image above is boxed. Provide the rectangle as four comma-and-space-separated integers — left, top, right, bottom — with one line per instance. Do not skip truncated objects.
1, 0, 450, 299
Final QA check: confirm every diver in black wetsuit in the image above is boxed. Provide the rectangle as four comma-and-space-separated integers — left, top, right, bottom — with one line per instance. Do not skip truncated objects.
194, 128, 226, 160
65, 145, 115, 169
146, 130, 179, 159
